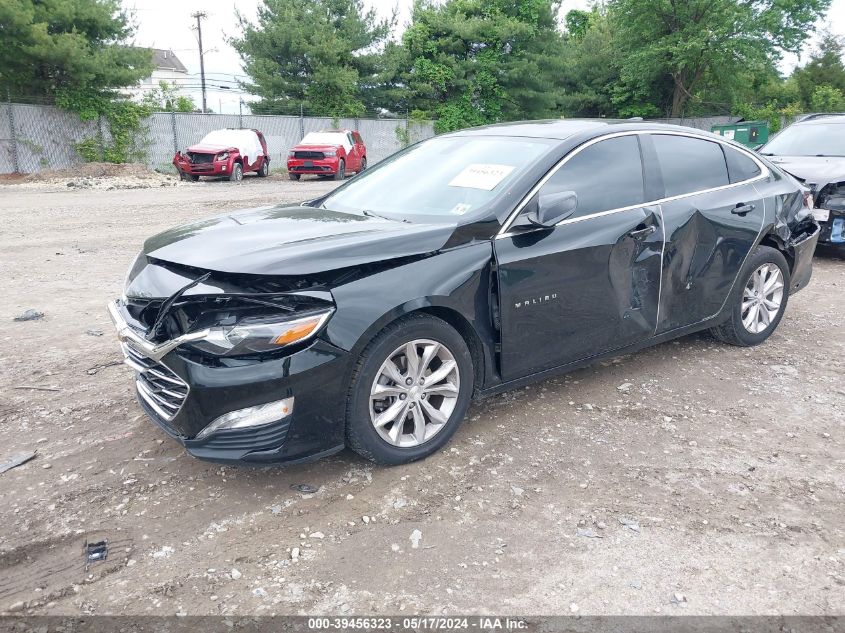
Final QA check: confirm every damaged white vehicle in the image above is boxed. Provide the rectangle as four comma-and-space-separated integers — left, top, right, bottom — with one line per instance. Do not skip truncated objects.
760, 113, 845, 248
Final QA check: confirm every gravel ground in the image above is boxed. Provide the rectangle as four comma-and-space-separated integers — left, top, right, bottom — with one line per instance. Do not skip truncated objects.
0, 176, 843, 617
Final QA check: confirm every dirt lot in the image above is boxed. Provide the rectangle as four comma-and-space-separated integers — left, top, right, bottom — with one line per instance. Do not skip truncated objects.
0, 175, 843, 617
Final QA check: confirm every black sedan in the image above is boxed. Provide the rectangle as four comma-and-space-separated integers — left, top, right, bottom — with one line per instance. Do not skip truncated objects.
109, 121, 820, 465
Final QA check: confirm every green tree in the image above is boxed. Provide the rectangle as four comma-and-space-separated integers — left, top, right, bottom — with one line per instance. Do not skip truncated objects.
810, 84, 845, 111
230, 0, 390, 117
563, 8, 596, 40
792, 32, 845, 109
141, 81, 196, 112
607, 0, 831, 117
0, 0, 151, 102
402, 0, 569, 132
557, 9, 624, 117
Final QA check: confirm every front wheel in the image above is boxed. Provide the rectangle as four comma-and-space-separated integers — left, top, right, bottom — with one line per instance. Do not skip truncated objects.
229, 163, 243, 182
346, 314, 473, 465
333, 159, 345, 181
710, 245, 790, 347
358, 157, 367, 173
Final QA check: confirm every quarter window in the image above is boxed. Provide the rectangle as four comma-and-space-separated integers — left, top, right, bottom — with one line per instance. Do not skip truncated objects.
723, 145, 761, 183
651, 135, 729, 197
539, 135, 645, 218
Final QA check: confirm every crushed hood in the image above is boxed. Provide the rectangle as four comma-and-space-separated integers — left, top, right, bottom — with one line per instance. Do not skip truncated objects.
186, 143, 230, 154
142, 205, 456, 276
767, 155, 845, 190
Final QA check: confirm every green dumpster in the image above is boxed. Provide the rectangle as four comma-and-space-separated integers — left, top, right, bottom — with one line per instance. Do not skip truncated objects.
711, 120, 769, 148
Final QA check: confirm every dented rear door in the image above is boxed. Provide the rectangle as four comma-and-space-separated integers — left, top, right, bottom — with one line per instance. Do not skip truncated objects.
495, 134, 664, 381
643, 133, 765, 333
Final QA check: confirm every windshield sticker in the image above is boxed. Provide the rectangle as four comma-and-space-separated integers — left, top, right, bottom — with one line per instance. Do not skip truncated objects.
449, 164, 515, 190
450, 203, 472, 215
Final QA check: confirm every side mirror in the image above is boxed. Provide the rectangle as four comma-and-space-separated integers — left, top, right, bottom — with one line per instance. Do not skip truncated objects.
526, 190, 578, 227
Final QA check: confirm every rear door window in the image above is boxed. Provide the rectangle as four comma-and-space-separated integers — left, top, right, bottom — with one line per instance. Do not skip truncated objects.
722, 145, 762, 183
651, 135, 729, 197
539, 135, 645, 218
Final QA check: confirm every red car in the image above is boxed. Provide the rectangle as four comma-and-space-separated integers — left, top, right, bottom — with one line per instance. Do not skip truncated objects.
173, 128, 270, 182
287, 129, 367, 181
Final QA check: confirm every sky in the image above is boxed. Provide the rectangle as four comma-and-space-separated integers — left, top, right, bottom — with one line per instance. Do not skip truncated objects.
125, 0, 845, 114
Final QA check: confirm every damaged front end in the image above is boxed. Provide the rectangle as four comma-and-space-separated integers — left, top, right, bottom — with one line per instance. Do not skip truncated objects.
813, 181, 845, 245
108, 259, 353, 464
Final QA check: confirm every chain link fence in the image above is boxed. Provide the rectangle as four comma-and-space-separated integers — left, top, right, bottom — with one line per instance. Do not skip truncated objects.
0, 102, 437, 174
650, 115, 741, 130
0, 101, 756, 175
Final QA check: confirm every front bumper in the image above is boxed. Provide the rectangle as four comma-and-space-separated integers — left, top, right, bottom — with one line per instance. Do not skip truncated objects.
173, 155, 231, 177
816, 209, 845, 246
287, 157, 340, 175
108, 300, 350, 464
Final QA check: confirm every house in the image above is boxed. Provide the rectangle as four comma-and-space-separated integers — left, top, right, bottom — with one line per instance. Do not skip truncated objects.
127, 49, 191, 101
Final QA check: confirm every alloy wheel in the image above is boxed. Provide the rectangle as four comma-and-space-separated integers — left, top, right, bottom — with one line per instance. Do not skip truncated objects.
369, 339, 460, 448
741, 263, 784, 334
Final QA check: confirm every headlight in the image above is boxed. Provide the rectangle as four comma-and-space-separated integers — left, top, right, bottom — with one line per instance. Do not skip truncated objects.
288, 150, 295, 158
324, 150, 337, 157
217, 151, 229, 161
191, 310, 333, 356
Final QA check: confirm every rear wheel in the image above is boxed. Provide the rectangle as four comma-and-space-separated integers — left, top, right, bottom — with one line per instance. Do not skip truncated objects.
229, 163, 243, 182
359, 157, 367, 173
710, 245, 790, 347
258, 159, 269, 177
288, 172, 300, 181
334, 159, 345, 181
346, 314, 473, 465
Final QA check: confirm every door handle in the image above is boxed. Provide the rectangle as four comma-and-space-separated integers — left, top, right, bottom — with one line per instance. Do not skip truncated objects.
732, 203, 756, 216
627, 224, 657, 239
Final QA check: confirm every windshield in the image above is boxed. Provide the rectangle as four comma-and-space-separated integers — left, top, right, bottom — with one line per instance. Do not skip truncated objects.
320, 135, 555, 220
761, 122, 845, 157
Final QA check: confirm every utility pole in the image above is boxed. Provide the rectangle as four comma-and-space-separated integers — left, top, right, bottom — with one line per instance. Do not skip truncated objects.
191, 11, 208, 113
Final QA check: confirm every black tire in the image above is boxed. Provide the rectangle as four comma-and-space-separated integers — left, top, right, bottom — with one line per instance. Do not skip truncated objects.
229, 162, 243, 182
288, 172, 300, 181
258, 159, 269, 177
334, 159, 345, 181
189, 174, 199, 182
346, 314, 474, 465
359, 157, 367, 173
710, 245, 791, 347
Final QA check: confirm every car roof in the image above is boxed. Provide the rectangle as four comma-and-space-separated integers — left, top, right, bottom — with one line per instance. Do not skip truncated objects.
444, 119, 726, 141
793, 113, 845, 124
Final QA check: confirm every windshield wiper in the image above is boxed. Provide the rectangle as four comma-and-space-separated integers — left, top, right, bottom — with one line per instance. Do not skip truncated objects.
362, 209, 410, 223
148, 272, 211, 339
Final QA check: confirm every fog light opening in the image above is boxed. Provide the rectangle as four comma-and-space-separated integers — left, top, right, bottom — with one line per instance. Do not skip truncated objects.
195, 397, 294, 440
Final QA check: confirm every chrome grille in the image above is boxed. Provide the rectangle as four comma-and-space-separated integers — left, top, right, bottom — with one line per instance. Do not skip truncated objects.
121, 343, 189, 422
